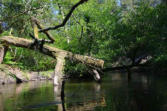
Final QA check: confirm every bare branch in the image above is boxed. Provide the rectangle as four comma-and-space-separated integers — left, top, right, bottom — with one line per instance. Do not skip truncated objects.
40, 0, 88, 32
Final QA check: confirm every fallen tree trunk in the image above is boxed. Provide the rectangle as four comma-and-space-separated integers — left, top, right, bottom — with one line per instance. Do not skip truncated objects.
0, 36, 104, 84
0, 36, 104, 68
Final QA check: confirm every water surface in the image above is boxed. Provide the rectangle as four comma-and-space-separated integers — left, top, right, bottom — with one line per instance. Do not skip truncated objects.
0, 72, 167, 111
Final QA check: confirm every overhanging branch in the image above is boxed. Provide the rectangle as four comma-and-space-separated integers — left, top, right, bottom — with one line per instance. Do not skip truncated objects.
39, 0, 88, 32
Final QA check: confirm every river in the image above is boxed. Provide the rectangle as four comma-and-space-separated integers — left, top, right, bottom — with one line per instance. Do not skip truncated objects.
0, 72, 167, 111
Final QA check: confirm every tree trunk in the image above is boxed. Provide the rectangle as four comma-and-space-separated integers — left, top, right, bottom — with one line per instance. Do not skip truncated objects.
0, 45, 8, 64
54, 53, 66, 85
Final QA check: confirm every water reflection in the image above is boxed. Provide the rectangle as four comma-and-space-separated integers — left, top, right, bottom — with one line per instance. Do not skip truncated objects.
65, 81, 106, 111
0, 81, 56, 111
53, 81, 66, 111
0, 72, 167, 111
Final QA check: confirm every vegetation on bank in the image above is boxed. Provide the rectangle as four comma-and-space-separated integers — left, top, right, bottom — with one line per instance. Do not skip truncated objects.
0, 64, 54, 84
0, 0, 167, 76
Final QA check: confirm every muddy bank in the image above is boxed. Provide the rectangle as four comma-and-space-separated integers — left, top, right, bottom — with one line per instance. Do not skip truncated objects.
0, 64, 54, 85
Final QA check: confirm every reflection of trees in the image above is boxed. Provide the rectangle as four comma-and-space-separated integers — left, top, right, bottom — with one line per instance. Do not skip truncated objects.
0, 81, 52, 99
1, 80, 106, 111
0, 81, 54, 111
106, 74, 166, 111
93, 73, 166, 111
61, 82, 106, 111
1, 74, 167, 111
66, 97, 106, 111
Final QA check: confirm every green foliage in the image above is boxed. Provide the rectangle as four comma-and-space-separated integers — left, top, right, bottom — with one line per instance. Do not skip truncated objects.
0, 30, 10, 36
3, 51, 16, 65
64, 60, 89, 78
152, 54, 167, 72
1, 0, 167, 73
3, 47, 56, 71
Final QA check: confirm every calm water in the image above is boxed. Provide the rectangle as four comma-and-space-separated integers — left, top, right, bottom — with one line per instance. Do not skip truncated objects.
0, 72, 167, 111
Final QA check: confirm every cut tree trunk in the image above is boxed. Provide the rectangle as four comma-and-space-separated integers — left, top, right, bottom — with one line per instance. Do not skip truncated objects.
0, 45, 8, 64
0, 36, 104, 84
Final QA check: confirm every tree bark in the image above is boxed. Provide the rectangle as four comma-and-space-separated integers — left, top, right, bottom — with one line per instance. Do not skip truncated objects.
0, 45, 8, 64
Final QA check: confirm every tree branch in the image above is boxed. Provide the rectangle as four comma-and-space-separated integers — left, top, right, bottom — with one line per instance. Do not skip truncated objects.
39, 0, 88, 32
31, 17, 55, 43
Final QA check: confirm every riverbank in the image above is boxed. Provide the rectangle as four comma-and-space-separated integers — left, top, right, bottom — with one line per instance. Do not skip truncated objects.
0, 64, 54, 85
1, 62, 166, 85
